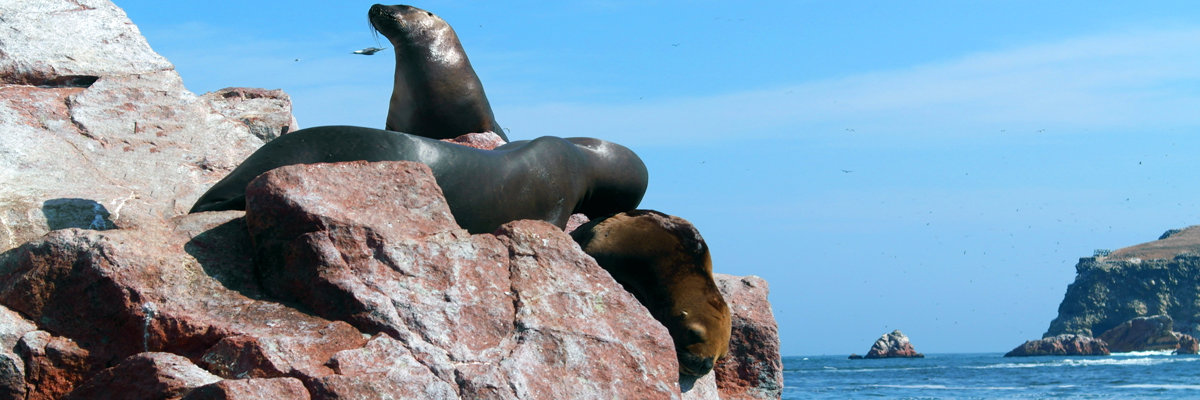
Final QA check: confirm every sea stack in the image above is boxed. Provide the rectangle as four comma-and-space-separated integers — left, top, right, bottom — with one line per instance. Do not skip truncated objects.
857, 330, 925, 359
1004, 334, 1110, 357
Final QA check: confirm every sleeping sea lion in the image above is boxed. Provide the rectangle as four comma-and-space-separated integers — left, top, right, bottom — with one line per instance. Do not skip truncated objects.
571, 210, 732, 376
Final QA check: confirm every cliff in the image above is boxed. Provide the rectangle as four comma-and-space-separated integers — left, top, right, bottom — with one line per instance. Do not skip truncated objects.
1044, 226, 1200, 339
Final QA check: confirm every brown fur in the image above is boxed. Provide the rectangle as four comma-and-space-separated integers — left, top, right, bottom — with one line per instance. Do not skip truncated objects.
571, 210, 731, 376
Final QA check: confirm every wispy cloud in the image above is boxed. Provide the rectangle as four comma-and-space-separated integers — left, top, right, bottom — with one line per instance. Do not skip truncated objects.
497, 27, 1200, 146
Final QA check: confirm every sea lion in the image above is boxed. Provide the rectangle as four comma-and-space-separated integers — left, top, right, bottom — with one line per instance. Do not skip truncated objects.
369, 4, 508, 141
570, 210, 732, 376
188, 126, 648, 234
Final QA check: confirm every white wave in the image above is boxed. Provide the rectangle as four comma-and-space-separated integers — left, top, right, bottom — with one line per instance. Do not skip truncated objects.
1111, 350, 1175, 357
1116, 384, 1200, 390
868, 384, 1020, 390
965, 355, 1200, 369
821, 366, 947, 373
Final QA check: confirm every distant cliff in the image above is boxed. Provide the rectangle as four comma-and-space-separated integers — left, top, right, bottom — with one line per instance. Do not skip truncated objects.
1045, 226, 1200, 338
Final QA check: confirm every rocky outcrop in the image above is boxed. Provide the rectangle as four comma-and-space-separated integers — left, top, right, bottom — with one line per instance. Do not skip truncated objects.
242, 161, 680, 399
1096, 315, 1195, 353
200, 87, 300, 142
1004, 334, 1110, 357
1177, 334, 1199, 355
1044, 226, 1200, 339
861, 330, 924, 359
0, 0, 290, 254
0, 1, 784, 398
712, 274, 782, 400
0, 160, 781, 398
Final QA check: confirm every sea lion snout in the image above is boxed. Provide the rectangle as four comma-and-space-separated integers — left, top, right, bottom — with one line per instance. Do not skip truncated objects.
678, 352, 717, 377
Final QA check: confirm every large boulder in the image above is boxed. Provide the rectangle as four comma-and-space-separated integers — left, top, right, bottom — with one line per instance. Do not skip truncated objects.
0, 0, 290, 254
243, 160, 682, 399
712, 274, 783, 400
1004, 334, 1110, 357
1097, 315, 1187, 353
863, 330, 924, 359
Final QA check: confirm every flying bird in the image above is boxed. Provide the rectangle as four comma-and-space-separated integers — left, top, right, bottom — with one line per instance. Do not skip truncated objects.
352, 47, 388, 55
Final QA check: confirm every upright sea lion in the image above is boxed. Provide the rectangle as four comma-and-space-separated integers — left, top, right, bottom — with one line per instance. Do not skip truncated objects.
188, 126, 647, 234
571, 210, 732, 376
369, 4, 508, 141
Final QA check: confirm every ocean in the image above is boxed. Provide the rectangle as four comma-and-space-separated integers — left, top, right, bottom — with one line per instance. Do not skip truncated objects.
783, 351, 1200, 399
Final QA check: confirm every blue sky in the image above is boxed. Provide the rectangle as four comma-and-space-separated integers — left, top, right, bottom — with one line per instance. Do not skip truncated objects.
116, 1, 1200, 356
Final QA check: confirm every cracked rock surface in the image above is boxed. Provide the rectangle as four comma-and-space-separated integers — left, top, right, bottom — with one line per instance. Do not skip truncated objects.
0, 0, 289, 253
245, 161, 681, 399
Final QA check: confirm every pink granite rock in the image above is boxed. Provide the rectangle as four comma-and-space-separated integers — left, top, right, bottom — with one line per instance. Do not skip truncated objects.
1004, 334, 1110, 357
0, 305, 37, 399
0, 0, 285, 253
439, 131, 507, 150
64, 352, 220, 400
0, 212, 369, 394
182, 377, 311, 400
244, 160, 681, 399
16, 331, 93, 400
201, 87, 300, 142
712, 274, 783, 399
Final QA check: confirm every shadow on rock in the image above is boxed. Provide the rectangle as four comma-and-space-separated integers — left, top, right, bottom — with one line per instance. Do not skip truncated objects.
182, 216, 267, 300
42, 198, 117, 231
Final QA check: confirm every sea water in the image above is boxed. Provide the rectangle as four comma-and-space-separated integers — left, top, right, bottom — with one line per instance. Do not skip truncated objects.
783, 351, 1200, 399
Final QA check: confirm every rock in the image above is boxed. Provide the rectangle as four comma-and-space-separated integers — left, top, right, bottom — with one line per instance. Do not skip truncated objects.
15, 331, 93, 400
1045, 226, 1200, 339
863, 330, 924, 359
0, 305, 37, 399
439, 131, 507, 150
201, 87, 300, 142
0, 0, 278, 254
242, 160, 681, 399
1097, 315, 1184, 353
0, 212, 370, 393
182, 377, 310, 400
64, 352, 220, 400
0, 0, 172, 82
679, 372, 721, 400
847, 354, 863, 360
712, 274, 783, 400
0, 1, 784, 398
1176, 334, 1199, 355
1004, 334, 1110, 357
564, 213, 591, 233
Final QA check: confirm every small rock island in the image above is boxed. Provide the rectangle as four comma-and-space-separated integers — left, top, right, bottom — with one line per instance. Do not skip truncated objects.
849, 330, 925, 359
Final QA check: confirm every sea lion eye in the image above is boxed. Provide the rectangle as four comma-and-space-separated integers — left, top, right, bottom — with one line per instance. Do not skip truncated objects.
679, 311, 689, 319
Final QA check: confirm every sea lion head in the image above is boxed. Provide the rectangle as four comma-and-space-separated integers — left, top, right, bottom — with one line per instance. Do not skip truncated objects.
368, 4, 465, 66
566, 138, 649, 218
572, 210, 731, 376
